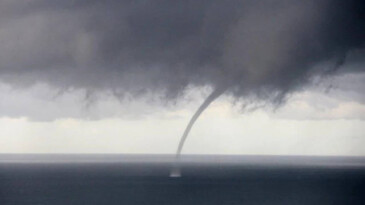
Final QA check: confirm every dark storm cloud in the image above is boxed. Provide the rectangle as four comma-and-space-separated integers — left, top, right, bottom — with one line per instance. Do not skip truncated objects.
0, 0, 364, 102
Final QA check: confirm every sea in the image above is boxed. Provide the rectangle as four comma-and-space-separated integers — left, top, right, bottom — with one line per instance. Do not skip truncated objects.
1, 154, 364, 204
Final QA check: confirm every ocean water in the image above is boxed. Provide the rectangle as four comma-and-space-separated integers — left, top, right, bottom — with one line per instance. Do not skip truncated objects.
1, 154, 364, 204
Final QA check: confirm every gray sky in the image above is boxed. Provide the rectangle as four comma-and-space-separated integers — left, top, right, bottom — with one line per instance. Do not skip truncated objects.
0, 0, 364, 155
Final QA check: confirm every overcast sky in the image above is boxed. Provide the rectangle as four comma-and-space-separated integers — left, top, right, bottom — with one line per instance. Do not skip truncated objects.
0, 0, 364, 155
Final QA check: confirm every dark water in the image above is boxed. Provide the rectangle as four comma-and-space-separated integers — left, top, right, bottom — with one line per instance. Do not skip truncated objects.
1, 155, 364, 205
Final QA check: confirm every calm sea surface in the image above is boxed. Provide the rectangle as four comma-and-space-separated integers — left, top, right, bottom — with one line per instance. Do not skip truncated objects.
1, 154, 364, 204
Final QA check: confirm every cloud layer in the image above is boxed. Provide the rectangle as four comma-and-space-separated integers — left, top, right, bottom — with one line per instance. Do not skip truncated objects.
0, 0, 364, 105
